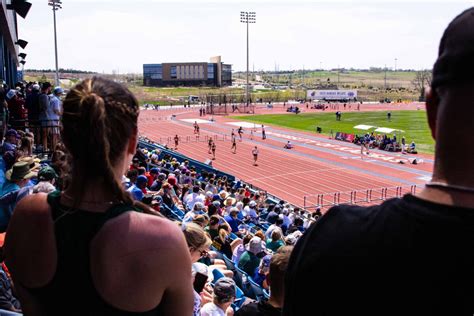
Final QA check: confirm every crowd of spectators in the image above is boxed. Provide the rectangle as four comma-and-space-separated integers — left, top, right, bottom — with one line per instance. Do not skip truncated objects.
124, 142, 324, 315
0, 77, 326, 315
354, 132, 417, 154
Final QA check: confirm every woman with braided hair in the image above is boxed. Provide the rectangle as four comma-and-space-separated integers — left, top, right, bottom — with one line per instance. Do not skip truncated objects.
4, 77, 194, 315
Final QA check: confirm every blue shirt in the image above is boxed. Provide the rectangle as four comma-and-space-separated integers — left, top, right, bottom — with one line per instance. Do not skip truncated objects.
47, 95, 61, 121
224, 215, 239, 233
127, 185, 143, 201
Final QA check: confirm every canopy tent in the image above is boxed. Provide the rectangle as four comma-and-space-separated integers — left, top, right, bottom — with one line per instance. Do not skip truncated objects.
374, 127, 405, 134
353, 124, 376, 130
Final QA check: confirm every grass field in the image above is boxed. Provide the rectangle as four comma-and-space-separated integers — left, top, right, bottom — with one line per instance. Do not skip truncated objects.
235, 110, 434, 154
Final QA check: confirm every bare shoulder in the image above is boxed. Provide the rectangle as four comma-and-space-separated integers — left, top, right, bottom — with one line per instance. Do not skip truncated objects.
5, 193, 57, 288
91, 211, 191, 311
99, 211, 185, 250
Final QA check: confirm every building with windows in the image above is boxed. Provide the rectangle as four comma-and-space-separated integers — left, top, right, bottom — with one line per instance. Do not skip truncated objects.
0, 0, 21, 86
143, 56, 232, 87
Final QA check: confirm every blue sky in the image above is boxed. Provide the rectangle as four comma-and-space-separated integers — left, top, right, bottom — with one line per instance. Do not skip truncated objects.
18, 0, 473, 73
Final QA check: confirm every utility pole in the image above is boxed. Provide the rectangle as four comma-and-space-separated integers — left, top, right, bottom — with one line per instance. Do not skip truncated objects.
48, 0, 62, 87
395, 58, 398, 72
240, 11, 256, 107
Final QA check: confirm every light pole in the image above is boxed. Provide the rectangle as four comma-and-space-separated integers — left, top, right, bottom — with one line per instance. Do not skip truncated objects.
337, 64, 340, 85
384, 64, 387, 90
319, 61, 323, 82
241, 11, 256, 107
395, 58, 398, 72
48, 0, 62, 87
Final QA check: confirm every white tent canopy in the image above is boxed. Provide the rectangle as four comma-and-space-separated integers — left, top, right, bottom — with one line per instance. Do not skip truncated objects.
353, 124, 376, 130
374, 127, 405, 134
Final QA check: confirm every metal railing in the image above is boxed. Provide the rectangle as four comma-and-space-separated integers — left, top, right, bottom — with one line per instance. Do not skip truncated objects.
303, 185, 417, 211
9, 119, 61, 156
155, 134, 229, 146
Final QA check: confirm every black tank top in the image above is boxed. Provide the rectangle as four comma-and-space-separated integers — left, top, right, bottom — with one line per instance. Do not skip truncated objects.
26, 191, 164, 315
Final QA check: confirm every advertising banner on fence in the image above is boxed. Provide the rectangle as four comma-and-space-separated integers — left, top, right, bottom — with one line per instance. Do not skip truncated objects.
307, 90, 358, 100
335, 132, 355, 143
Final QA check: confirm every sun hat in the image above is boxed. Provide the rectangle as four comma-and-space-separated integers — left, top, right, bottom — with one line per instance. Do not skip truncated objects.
18, 156, 41, 171
6, 161, 38, 181
248, 236, 263, 255
219, 190, 229, 199
224, 196, 237, 206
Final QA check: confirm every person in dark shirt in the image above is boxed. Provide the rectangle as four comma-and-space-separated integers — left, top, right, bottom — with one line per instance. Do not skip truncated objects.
283, 10, 474, 316
25, 84, 40, 121
236, 246, 292, 316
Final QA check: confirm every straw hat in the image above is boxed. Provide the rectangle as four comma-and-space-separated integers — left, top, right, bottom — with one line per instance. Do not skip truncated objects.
6, 161, 38, 181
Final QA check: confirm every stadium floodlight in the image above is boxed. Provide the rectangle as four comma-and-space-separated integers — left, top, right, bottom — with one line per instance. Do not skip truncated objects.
16, 39, 28, 49
18, 53, 27, 59
7, 0, 32, 19
240, 11, 256, 107
48, 0, 62, 86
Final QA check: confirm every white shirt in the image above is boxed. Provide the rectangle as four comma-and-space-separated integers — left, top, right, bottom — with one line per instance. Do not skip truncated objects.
265, 224, 283, 240
252, 148, 259, 155
185, 193, 204, 211
200, 302, 226, 316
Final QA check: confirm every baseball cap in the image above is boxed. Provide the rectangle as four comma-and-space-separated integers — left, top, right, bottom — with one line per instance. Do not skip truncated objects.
432, 8, 474, 89
32, 84, 40, 91
213, 277, 236, 303
150, 167, 159, 174
132, 157, 139, 163
53, 86, 64, 95
249, 200, 257, 207
248, 236, 263, 255
5, 129, 20, 138
136, 175, 148, 185
38, 165, 58, 182
260, 254, 272, 269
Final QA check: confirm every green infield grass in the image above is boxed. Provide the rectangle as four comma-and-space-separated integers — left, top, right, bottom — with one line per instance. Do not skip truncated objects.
234, 110, 434, 154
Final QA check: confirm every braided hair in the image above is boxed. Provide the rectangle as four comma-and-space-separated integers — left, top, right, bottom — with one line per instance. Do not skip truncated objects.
61, 77, 159, 215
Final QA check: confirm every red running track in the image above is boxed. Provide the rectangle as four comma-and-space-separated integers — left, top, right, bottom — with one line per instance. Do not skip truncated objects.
138, 103, 432, 208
